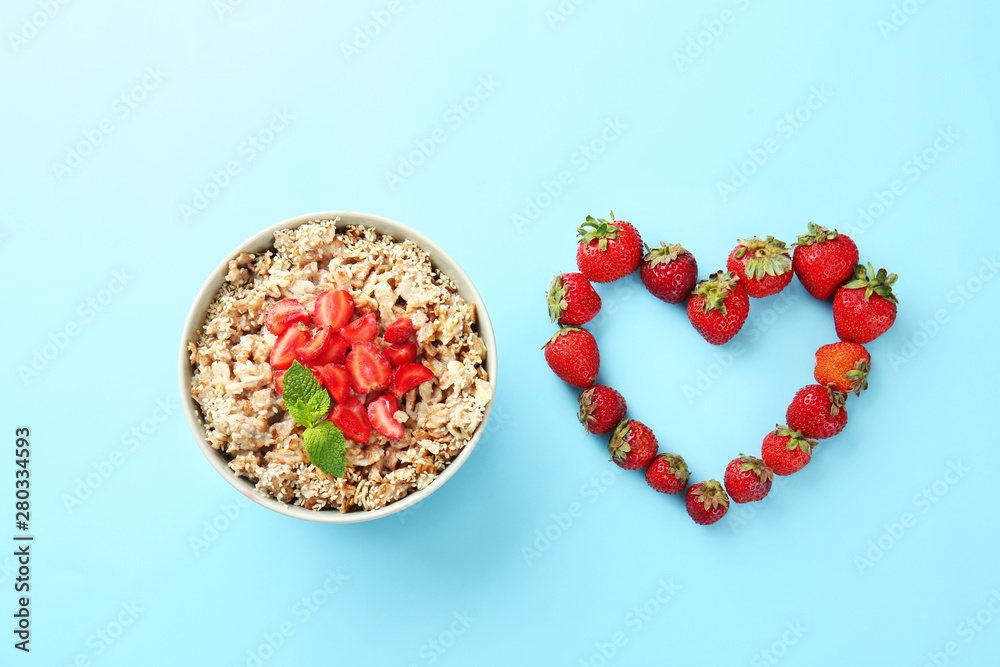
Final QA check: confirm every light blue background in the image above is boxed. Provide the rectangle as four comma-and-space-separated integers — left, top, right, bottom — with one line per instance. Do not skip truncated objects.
3, 1, 999, 665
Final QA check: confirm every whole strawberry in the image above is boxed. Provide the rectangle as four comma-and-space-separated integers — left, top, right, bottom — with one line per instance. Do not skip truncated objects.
543, 328, 600, 388
814, 342, 870, 395
833, 263, 899, 343
646, 453, 690, 494
686, 271, 750, 345
761, 426, 816, 476
575, 212, 643, 283
724, 455, 774, 503
578, 385, 627, 435
685, 480, 730, 526
786, 384, 847, 439
640, 242, 698, 304
609, 419, 658, 470
548, 273, 602, 325
793, 223, 859, 300
726, 236, 793, 298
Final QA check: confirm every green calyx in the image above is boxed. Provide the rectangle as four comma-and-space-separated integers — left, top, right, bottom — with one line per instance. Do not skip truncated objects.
826, 387, 848, 416
578, 211, 621, 251
608, 420, 633, 463
734, 236, 792, 280
658, 453, 690, 482
578, 387, 597, 429
795, 222, 839, 247
738, 454, 775, 484
547, 274, 569, 323
693, 479, 729, 510
843, 262, 899, 304
643, 242, 687, 268
693, 270, 739, 315
543, 327, 583, 350
774, 425, 817, 456
844, 359, 871, 395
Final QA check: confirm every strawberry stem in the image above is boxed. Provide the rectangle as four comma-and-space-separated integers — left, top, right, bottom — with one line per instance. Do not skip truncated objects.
546, 275, 569, 323
692, 271, 739, 315
795, 222, 839, 247
736, 236, 792, 280
843, 262, 899, 304
644, 241, 687, 267
578, 212, 621, 251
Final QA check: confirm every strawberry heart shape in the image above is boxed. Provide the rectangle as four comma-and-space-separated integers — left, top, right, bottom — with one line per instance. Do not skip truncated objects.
544, 215, 899, 526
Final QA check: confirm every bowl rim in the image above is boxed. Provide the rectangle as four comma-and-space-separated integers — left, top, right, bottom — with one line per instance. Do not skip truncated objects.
178, 210, 498, 523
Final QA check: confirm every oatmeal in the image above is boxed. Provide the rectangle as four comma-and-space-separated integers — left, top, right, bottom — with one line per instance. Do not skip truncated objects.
188, 219, 492, 512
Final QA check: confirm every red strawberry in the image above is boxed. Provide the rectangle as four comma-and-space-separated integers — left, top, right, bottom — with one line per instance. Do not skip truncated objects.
577, 385, 626, 435
793, 223, 859, 300
726, 236, 793, 298
608, 419, 658, 470
265, 299, 309, 335
295, 327, 336, 362
686, 271, 750, 345
305, 331, 348, 366
384, 317, 415, 343
640, 242, 698, 304
543, 327, 599, 388
761, 425, 816, 476
814, 342, 870, 395
340, 312, 378, 344
329, 395, 371, 444
269, 325, 308, 370
390, 363, 435, 398
547, 273, 602, 325
368, 394, 406, 439
645, 453, 690, 494
724, 455, 774, 503
383, 342, 418, 367
685, 480, 729, 526
345, 342, 392, 394
312, 363, 352, 403
786, 384, 848, 439
313, 290, 354, 331
833, 263, 899, 343
575, 212, 643, 283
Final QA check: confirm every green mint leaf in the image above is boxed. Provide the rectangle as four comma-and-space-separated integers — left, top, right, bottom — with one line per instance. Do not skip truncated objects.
304, 421, 347, 478
285, 397, 317, 429
305, 388, 331, 422
282, 361, 331, 427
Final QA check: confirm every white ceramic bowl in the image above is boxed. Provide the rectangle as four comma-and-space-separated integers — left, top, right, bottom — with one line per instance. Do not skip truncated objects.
179, 211, 497, 523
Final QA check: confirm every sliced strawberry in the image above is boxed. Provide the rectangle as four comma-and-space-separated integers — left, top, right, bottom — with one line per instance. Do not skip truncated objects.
340, 312, 378, 344
313, 290, 354, 331
345, 342, 392, 394
269, 326, 308, 370
265, 299, 309, 335
340, 395, 368, 422
306, 331, 348, 366
273, 370, 285, 395
390, 363, 436, 398
313, 363, 352, 403
329, 395, 371, 444
295, 327, 336, 362
383, 342, 418, 367
383, 317, 415, 343
328, 396, 372, 445
368, 394, 405, 440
